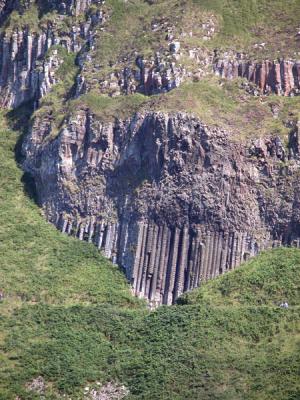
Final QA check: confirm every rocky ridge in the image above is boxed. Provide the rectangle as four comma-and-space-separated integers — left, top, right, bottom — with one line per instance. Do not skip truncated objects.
0, 0, 299, 109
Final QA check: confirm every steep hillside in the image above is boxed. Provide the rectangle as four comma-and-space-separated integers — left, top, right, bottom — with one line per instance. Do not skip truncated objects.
1, 0, 297, 304
0, 1, 300, 398
0, 114, 141, 309
0, 114, 299, 399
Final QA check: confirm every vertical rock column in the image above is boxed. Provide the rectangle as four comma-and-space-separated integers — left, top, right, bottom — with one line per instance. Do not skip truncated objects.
55, 213, 262, 305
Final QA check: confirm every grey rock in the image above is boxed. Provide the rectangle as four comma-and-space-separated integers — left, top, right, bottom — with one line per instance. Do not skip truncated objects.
22, 110, 300, 305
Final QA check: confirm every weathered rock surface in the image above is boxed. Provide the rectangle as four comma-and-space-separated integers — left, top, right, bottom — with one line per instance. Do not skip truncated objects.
0, 1, 104, 108
22, 111, 300, 305
86, 382, 129, 400
1, 0, 300, 306
76, 42, 212, 98
25, 376, 46, 395
0, 0, 100, 18
214, 54, 300, 96
77, 54, 188, 97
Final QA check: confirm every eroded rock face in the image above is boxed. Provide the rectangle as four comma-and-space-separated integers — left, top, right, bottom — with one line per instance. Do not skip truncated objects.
214, 54, 300, 96
0, 1, 104, 108
22, 111, 300, 305
77, 55, 188, 97
0, 0, 100, 18
39, 0, 104, 16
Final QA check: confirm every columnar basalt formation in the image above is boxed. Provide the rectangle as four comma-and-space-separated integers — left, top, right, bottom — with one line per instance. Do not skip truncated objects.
0, 1, 104, 108
40, 0, 105, 16
22, 111, 300, 305
214, 56, 300, 96
76, 55, 188, 97
75, 42, 213, 98
1, 0, 300, 306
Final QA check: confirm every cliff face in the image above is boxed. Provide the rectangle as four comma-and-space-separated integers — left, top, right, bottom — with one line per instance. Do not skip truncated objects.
0, 0, 299, 109
1, 0, 300, 305
22, 110, 300, 305
0, 0, 104, 108
214, 55, 300, 96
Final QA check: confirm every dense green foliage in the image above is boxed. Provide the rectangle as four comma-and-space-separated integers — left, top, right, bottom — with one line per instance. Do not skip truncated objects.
0, 114, 299, 399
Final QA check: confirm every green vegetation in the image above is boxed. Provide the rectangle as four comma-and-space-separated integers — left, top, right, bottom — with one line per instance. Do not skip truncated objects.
75, 91, 149, 121
94, 0, 300, 63
71, 77, 300, 142
33, 46, 79, 139
1, 1, 300, 398
1, 3, 40, 32
193, 0, 300, 56
0, 113, 299, 399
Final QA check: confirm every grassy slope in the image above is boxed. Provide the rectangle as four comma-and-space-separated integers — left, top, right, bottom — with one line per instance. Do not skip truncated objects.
0, 115, 299, 399
92, 0, 300, 64
75, 78, 300, 142
193, 0, 300, 57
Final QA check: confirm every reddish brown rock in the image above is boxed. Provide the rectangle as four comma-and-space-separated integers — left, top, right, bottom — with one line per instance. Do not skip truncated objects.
214, 57, 300, 96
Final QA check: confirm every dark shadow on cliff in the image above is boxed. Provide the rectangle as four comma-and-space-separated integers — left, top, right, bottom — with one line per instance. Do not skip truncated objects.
7, 101, 39, 204
20, 172, 38, 203
7, 100, 34, 161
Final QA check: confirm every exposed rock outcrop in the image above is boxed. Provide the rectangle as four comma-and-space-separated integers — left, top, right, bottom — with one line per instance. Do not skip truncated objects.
0, 0, 101, 19
77, 54, 188, 97
39, 0, 105, 16
214, 54, 300, 96
22, 111, 300, 305
76, 44, 212, 98
1, 0, 300, 307
0, 1, 105, 108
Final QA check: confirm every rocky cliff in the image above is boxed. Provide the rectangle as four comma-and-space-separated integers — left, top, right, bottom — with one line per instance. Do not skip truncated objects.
214, 53, 300, 96
1, 0, 300, 305
0, 0, 105, 108
22, 110, 300, 305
